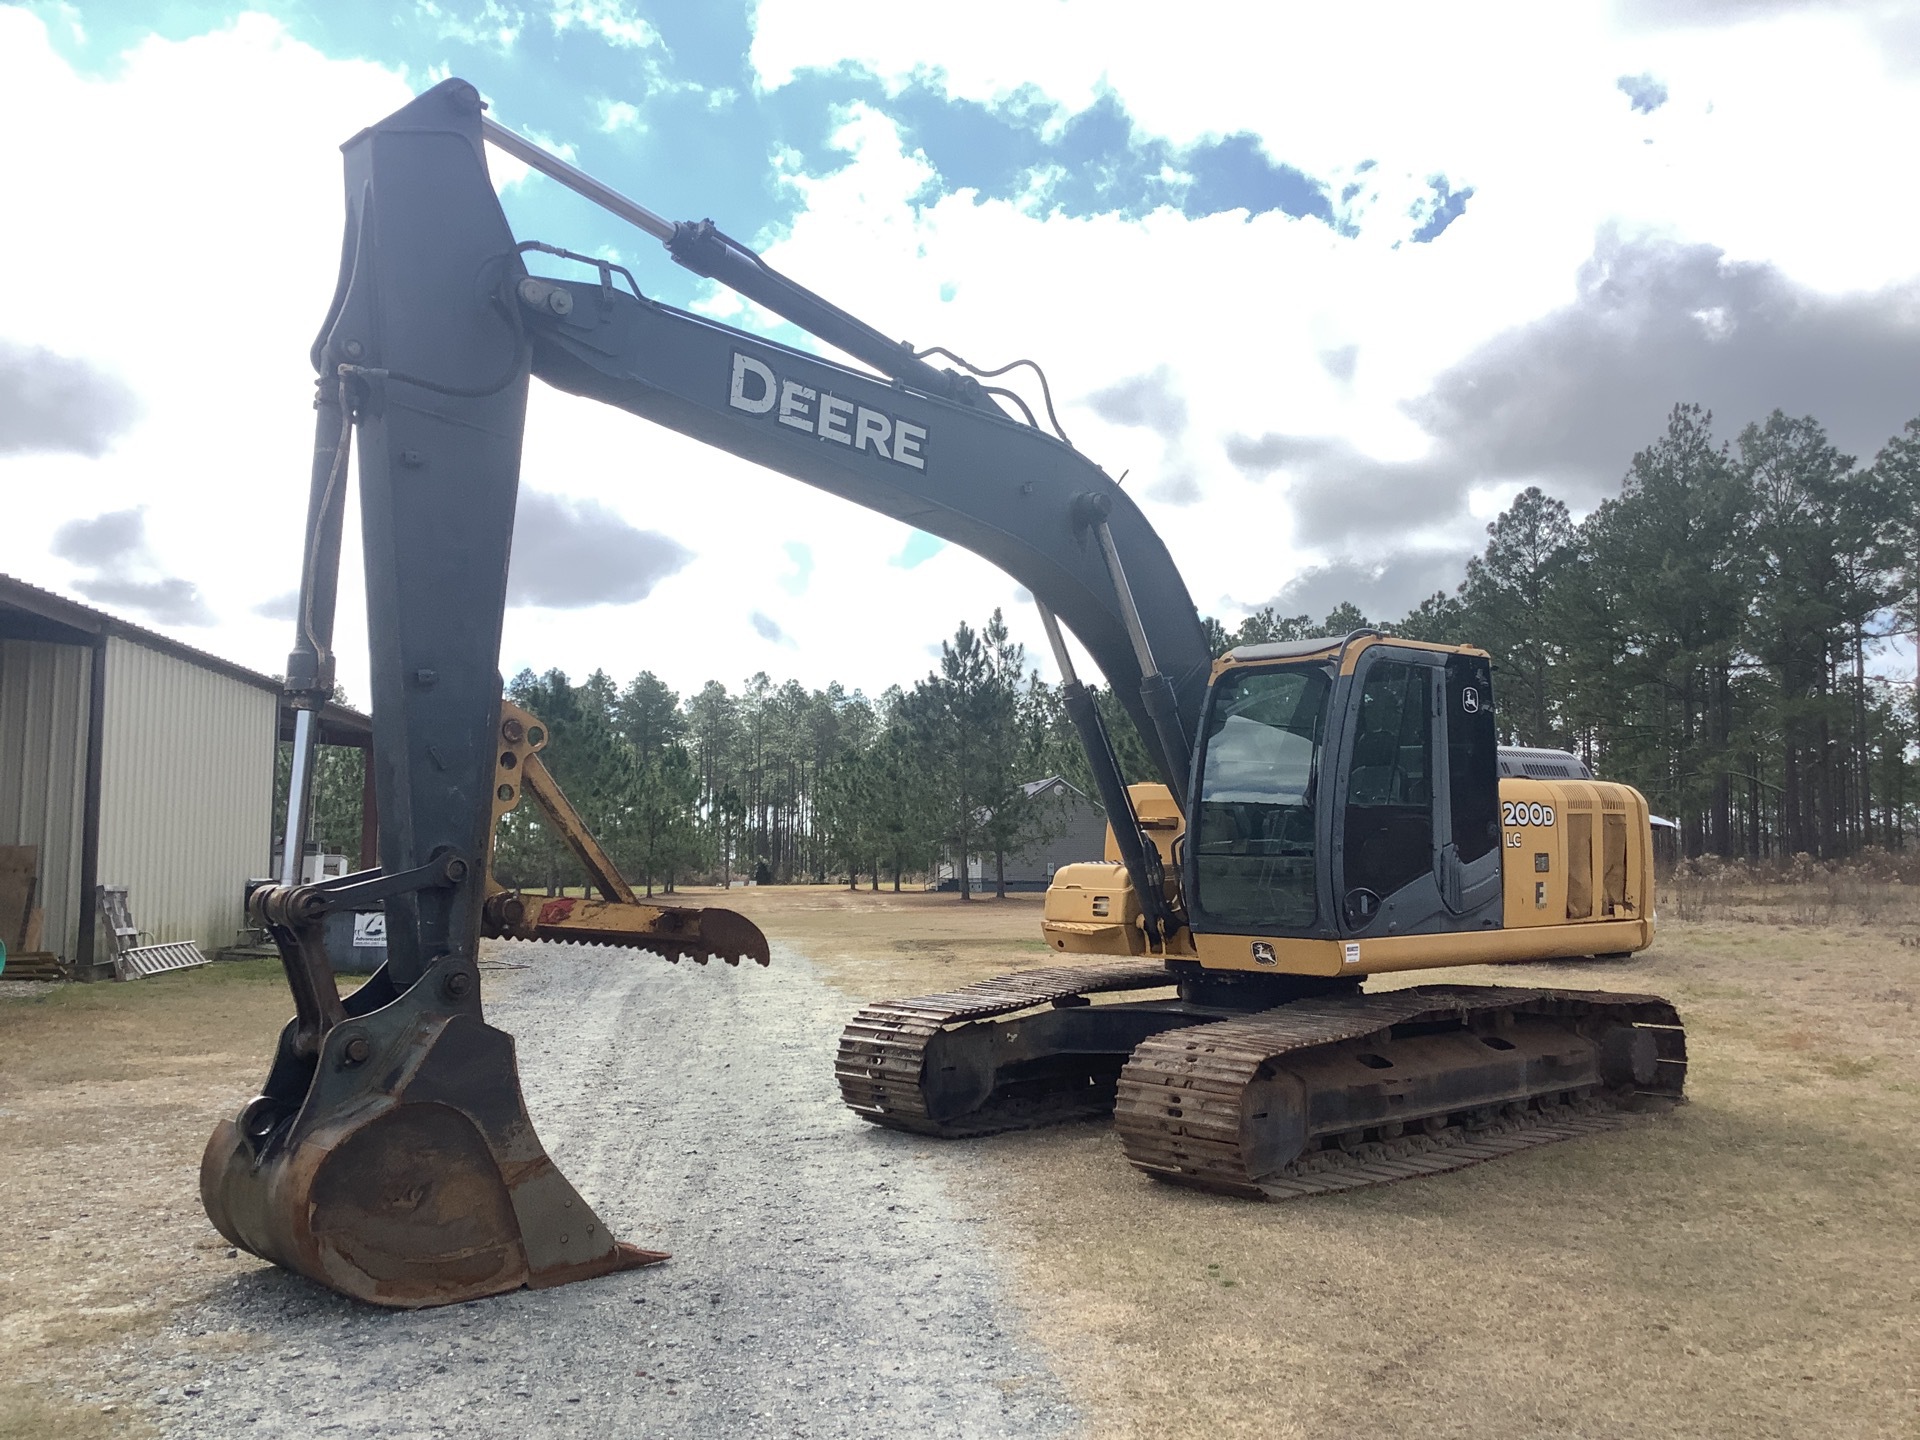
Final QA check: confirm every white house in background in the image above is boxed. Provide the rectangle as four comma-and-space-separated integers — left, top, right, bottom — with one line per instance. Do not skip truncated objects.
933, 776, 1111, 893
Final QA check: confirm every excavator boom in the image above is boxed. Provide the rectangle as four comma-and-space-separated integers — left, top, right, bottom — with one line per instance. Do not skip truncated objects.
207, 77, 1208, 1307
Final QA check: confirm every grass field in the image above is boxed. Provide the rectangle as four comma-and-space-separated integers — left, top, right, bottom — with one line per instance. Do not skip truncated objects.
1, 885, 1914, 1438
714, 884, 1920, 1440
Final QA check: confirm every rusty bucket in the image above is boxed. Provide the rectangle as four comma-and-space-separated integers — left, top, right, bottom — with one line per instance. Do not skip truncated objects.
201, 953, 662, 1308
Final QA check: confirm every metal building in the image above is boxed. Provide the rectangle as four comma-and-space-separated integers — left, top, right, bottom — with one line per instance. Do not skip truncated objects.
0, 574, 364, 977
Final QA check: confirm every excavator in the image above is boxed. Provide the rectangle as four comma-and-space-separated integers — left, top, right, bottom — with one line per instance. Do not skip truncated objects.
205, 79, 1684, 1309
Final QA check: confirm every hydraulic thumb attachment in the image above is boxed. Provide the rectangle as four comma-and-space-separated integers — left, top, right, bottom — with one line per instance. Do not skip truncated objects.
480, 701, 770, 966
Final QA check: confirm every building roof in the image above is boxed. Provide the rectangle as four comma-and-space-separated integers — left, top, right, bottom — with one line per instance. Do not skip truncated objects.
0, 572, 371, 747
1021, 776, 1092, 803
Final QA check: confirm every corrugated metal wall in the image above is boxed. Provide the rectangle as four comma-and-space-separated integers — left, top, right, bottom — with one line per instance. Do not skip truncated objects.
95, 637, 276, 960
0, 640, 90, 961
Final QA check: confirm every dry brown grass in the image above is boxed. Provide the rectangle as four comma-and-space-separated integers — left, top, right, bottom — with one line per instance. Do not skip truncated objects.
720, 883, 1920, 1440
690, 881, 1060, 995
0, 963, 322, 1438
1664, 850, 1920, 930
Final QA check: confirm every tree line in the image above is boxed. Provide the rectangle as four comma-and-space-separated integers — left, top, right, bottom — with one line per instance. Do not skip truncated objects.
1258, 403, 1916, 862
492, 610, 1074, 898
286, 400, 1919, 880
280, 616, 1087, 898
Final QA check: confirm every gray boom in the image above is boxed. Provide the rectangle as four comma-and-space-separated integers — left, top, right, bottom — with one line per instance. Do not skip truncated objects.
294, 77, 1211, 988
204, 75, 1217, 1311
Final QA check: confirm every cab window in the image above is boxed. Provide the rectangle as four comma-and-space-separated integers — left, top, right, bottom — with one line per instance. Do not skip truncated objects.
1445, 653, 1499, 863
1191, 664, 1331, 930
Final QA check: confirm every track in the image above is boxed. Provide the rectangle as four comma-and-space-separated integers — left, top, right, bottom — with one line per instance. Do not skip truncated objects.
835, 960, 1176, 1135
1114, 985, 1687, 1198
840, 971, 1686, 1200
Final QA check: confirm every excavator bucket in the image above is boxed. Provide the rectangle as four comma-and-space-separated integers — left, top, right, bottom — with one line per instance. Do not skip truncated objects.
200, 952, 666, 1308
203, 704, 767, 1307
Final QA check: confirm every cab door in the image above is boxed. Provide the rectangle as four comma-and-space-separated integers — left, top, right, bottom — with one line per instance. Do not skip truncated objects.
1332, 647, 1442, 935
1332, 646, 1502, 938
1440, 651, 1503, 922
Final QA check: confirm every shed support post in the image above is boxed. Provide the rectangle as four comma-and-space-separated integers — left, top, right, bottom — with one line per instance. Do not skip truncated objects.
73, 638, 107, 982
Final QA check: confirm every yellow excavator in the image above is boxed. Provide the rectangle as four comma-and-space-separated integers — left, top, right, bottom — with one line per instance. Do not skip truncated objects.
209, 80, 1682, 1309
838, 650, 1680, 1199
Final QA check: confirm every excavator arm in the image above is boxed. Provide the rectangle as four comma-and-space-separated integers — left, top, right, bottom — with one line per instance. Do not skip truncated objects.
203, 77, 1209, 1308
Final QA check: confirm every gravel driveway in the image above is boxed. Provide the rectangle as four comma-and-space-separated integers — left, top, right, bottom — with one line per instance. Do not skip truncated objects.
153, 939, 1077, 1439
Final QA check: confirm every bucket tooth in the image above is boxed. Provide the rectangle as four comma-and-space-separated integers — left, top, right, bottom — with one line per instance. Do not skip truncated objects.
201, 956, 662, 1308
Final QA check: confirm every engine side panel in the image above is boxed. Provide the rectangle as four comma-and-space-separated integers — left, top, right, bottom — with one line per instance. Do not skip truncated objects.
1497, 777, 1654, 931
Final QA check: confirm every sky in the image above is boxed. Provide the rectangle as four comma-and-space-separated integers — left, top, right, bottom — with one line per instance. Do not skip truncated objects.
4, 0, 1919, 708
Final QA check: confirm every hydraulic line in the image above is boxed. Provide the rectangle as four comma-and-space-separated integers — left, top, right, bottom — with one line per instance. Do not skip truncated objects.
1035, 601, 1177, 943
1092, 519, 1194, 811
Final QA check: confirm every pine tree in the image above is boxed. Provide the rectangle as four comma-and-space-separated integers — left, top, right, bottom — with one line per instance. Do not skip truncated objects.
1460, 486, 1575, 747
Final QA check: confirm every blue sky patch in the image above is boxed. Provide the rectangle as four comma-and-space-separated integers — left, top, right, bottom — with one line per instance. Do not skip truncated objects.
1616, 72, 1669, 114
1184, 132, 1332, 226
890, 529, 946, 568
778, 540, 813, 594
861, 84, 1336, 225
1410, 176, 1474, 243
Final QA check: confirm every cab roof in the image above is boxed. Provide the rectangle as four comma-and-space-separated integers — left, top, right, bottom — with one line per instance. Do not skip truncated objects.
1214, 631, 1489, 677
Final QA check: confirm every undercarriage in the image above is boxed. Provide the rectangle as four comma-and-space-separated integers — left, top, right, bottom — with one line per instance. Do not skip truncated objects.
837, 964, 1686, 1198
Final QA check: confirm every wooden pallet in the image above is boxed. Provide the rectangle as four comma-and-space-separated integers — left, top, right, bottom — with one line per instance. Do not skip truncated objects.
1, 951, 65, 982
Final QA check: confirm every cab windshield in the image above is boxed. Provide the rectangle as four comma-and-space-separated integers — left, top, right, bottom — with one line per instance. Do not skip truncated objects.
1191, 662, 1331, 931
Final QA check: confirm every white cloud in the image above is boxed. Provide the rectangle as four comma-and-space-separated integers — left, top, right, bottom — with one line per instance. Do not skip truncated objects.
547, 0, 659, 51
0, 13, 1049, 708
9, 4, 1920, 715
740, 0, 1920, 632
598, 98, 643, 133
0, 9, 414, 697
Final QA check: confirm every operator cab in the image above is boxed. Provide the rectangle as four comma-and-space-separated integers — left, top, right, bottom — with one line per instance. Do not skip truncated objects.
1184, 634, 1503, 942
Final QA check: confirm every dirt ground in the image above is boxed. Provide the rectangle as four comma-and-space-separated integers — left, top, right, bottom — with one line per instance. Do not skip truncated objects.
697, 883, 1920, 1440
2, 886, 1916, 1439
0, 962, 303, 1439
